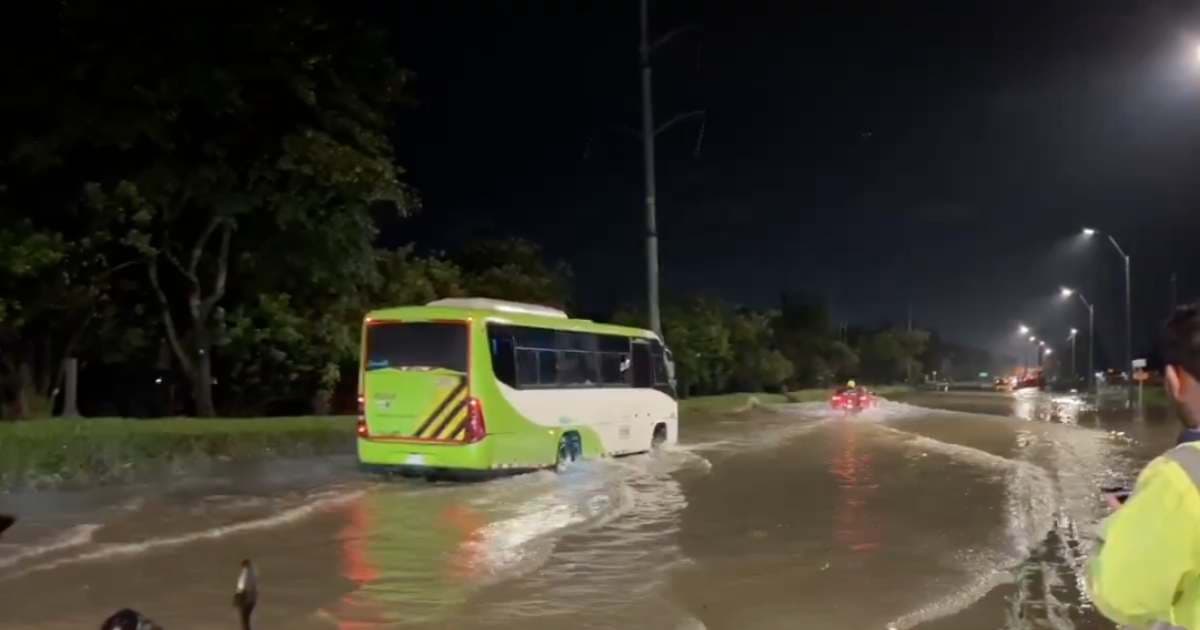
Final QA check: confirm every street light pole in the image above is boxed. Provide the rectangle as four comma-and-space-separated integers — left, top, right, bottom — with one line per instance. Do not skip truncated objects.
1084, 228, 1132, 400
1077, 297, 1096, 394
1028, 335, 1037, 374
1089, 303, 1095, 394
1108, 234, 1132, 400
1069, 329, 1078, 386
1062, 288, 1096, 394
639, 0, 662, 337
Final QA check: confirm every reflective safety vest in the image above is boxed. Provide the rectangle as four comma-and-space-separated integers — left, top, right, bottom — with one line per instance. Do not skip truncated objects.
1089, 441, 1200, 629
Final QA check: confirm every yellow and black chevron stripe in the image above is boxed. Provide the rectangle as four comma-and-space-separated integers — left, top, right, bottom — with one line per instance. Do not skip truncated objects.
411, 378, 471, 440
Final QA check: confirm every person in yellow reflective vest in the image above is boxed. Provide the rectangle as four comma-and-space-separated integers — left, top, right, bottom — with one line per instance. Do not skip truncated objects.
1089, 303, 1200, 628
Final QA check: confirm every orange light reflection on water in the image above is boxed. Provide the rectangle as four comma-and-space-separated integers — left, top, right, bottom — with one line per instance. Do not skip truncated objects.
829, 421, 882, 553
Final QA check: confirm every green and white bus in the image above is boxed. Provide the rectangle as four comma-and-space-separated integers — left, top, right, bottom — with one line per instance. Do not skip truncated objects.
356, 298, 678, 478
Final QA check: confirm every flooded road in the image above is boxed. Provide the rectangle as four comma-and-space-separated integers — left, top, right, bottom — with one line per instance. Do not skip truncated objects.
0, 390, 1174, 629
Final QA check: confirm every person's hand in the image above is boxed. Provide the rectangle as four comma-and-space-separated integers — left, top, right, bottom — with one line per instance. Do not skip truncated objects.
1105, 494, 1125, 511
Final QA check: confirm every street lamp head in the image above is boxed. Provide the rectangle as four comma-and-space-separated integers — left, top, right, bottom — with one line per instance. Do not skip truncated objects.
1018, 324, 1030, 335
1082, 228, 1096, 237
1045, 348, 1053, 355
1070, 327, 1078, 335
1039, 340, 1046, 347
1060, 287, 1074, 298
1029, 336, 1037, 342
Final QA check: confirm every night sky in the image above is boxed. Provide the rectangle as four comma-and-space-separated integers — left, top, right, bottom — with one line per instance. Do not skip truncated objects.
374, 1, 1200, 367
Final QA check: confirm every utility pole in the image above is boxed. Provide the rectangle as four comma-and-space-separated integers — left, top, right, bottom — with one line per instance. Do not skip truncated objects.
1082, 229, 1133, 402
906, 300, 913, 383
1121, 244, 1132, 404
1171, 272, 1178, 312
639, 0, 662, 337
1087, 304, 1095, 395
1069, 331, 1077, 387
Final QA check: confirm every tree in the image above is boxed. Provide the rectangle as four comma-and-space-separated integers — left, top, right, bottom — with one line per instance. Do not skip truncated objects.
371, 247, 467, 307
18, 3, 417, 415
859, 328, 930, 383
0, 188, 141, 418
457, 239, 572, 308
825, 340, 860, 382
728, 310, 793, 392
774, 293, 838, 387
659, 298, 734, 397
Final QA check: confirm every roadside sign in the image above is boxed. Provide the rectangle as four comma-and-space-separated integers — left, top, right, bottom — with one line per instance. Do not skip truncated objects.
1134, 365, 1150, 408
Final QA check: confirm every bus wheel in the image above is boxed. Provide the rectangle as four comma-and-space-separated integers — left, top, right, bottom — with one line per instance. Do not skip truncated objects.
556, 432, 582, 472
651, 424, 668, 451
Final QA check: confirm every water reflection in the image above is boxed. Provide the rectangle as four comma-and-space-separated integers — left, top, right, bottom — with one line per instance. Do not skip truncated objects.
829, 421, 881, 553
325, 452, 696, 628
332, 485, 483, 627
1011, 389, 1086, 425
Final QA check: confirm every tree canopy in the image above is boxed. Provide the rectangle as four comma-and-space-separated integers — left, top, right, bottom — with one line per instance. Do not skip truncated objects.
1, 3, 415, 417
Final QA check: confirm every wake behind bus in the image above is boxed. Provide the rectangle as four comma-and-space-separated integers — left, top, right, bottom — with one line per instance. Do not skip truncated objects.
356, 298, 678, 479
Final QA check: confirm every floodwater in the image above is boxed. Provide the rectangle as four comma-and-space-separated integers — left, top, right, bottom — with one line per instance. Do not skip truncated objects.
0, 389, 1176, 629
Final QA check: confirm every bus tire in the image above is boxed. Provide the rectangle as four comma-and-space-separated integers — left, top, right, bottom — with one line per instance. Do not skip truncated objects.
651, 423, 668, 451
556, 432, 582, 472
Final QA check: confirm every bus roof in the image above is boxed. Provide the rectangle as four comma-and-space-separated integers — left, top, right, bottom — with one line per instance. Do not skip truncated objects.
426, 298, 567, 318
365, 302, 661, 341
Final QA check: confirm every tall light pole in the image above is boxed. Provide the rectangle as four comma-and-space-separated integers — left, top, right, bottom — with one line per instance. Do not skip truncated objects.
1062, 288, 1096, 394
1068, 328, 1078, 386
1032, 333, 1041, 374
637, 1, 703, 338
1082, 227, 1132, 399
639, 0, 662, 336
1017, 325, 1031, 371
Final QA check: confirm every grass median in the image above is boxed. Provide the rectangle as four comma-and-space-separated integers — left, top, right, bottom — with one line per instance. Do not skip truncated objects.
3, 386, 911, 489
0, 416, 356, 489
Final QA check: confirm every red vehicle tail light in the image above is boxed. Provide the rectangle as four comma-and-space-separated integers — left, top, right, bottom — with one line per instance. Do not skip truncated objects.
463, 397, 487, 443
356, 395, 369, 438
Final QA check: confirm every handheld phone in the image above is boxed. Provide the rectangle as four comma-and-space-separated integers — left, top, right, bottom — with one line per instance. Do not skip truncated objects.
1101, 486, 1131, 504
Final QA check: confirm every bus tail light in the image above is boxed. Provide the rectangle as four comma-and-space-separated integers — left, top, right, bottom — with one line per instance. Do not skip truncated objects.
464, 397, 487, 443
356, 395, 369, 438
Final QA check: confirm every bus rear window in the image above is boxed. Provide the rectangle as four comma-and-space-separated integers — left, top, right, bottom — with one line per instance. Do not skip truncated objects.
365, 322, 468, 373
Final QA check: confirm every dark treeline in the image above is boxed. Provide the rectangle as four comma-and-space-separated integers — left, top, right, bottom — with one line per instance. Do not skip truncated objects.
0, 3, 990, 419
614, 294, 940, 399
0, 2, 574, 418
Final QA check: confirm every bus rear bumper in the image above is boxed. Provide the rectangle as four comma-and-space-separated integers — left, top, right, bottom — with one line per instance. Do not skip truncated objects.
357, 462, 539, 482
356, 435, 547, 480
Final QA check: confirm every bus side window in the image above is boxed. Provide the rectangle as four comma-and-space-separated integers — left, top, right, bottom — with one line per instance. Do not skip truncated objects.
631, 342, 653, 388
537, 350, 558, 386
599, 353, 627, 384
515, 348, 538, 386
492, 335, 516, 387
487, 324, 518, 387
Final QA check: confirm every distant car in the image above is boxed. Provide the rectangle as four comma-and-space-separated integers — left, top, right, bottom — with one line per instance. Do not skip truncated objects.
831, 386, 876, 411
920, 380, 950, 392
